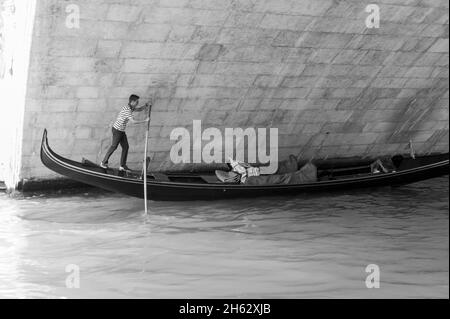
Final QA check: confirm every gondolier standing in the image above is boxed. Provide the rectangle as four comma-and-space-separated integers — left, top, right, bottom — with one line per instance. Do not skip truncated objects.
100, 94, 151, 171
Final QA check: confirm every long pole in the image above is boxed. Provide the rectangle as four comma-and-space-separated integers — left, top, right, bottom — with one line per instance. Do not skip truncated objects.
143, 99, 152, 214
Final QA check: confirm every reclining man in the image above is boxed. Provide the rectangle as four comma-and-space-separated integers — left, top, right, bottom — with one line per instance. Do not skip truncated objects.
215, 156, 318, 185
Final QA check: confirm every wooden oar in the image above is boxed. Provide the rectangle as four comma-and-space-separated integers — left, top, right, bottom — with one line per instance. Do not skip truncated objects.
143, 98, 153, 215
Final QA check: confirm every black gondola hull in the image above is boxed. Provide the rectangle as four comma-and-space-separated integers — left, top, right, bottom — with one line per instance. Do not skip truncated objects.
40, 129, 449, 201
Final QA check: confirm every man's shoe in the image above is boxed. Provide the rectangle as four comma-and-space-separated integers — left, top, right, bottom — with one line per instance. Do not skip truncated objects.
100, 162, 108, 169
119, 165, 131, 172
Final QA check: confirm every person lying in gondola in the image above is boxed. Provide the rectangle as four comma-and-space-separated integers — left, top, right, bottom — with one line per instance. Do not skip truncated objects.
100, 94, 151, 172
215, 156, 318, 185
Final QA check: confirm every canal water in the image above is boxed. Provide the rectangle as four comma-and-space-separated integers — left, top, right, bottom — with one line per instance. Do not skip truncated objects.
0, 177, 448, 298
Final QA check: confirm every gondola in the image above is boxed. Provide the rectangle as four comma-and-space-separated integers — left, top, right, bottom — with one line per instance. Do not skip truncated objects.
40, 129, 449, 201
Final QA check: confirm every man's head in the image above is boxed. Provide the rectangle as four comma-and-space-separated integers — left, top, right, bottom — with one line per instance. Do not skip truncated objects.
128, 94, 140, 109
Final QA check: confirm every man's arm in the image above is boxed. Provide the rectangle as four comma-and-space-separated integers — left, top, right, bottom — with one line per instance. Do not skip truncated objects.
134, 105, 146, 112
129, 99, 152, 123
134, 101, 152, 112
129, 117, 149, 124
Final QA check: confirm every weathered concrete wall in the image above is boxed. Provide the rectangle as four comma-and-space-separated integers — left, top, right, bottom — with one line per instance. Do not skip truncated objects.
1, 0, 37, 187
20, 0, 448, 180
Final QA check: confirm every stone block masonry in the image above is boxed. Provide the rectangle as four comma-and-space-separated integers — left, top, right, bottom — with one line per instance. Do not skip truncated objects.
8, 0, 449, 183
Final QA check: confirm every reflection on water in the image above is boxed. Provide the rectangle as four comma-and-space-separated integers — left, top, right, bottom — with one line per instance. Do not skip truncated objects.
0, 177, 448, 298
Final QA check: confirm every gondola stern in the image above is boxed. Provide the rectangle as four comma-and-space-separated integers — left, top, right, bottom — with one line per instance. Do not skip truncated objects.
41, 129, 48, 149
40, 129, 53, 169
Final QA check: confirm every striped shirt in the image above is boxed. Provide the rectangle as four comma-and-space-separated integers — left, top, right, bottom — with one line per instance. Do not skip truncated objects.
228, 158, 260, 183
113, 105, 133, 131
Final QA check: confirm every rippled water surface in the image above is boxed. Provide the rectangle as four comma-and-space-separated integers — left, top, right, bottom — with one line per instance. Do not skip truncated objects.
0, 177, 448, 298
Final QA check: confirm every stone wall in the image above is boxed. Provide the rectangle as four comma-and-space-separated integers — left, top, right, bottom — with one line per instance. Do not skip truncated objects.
20, 0, 449, 180
1, 0, 36, 187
